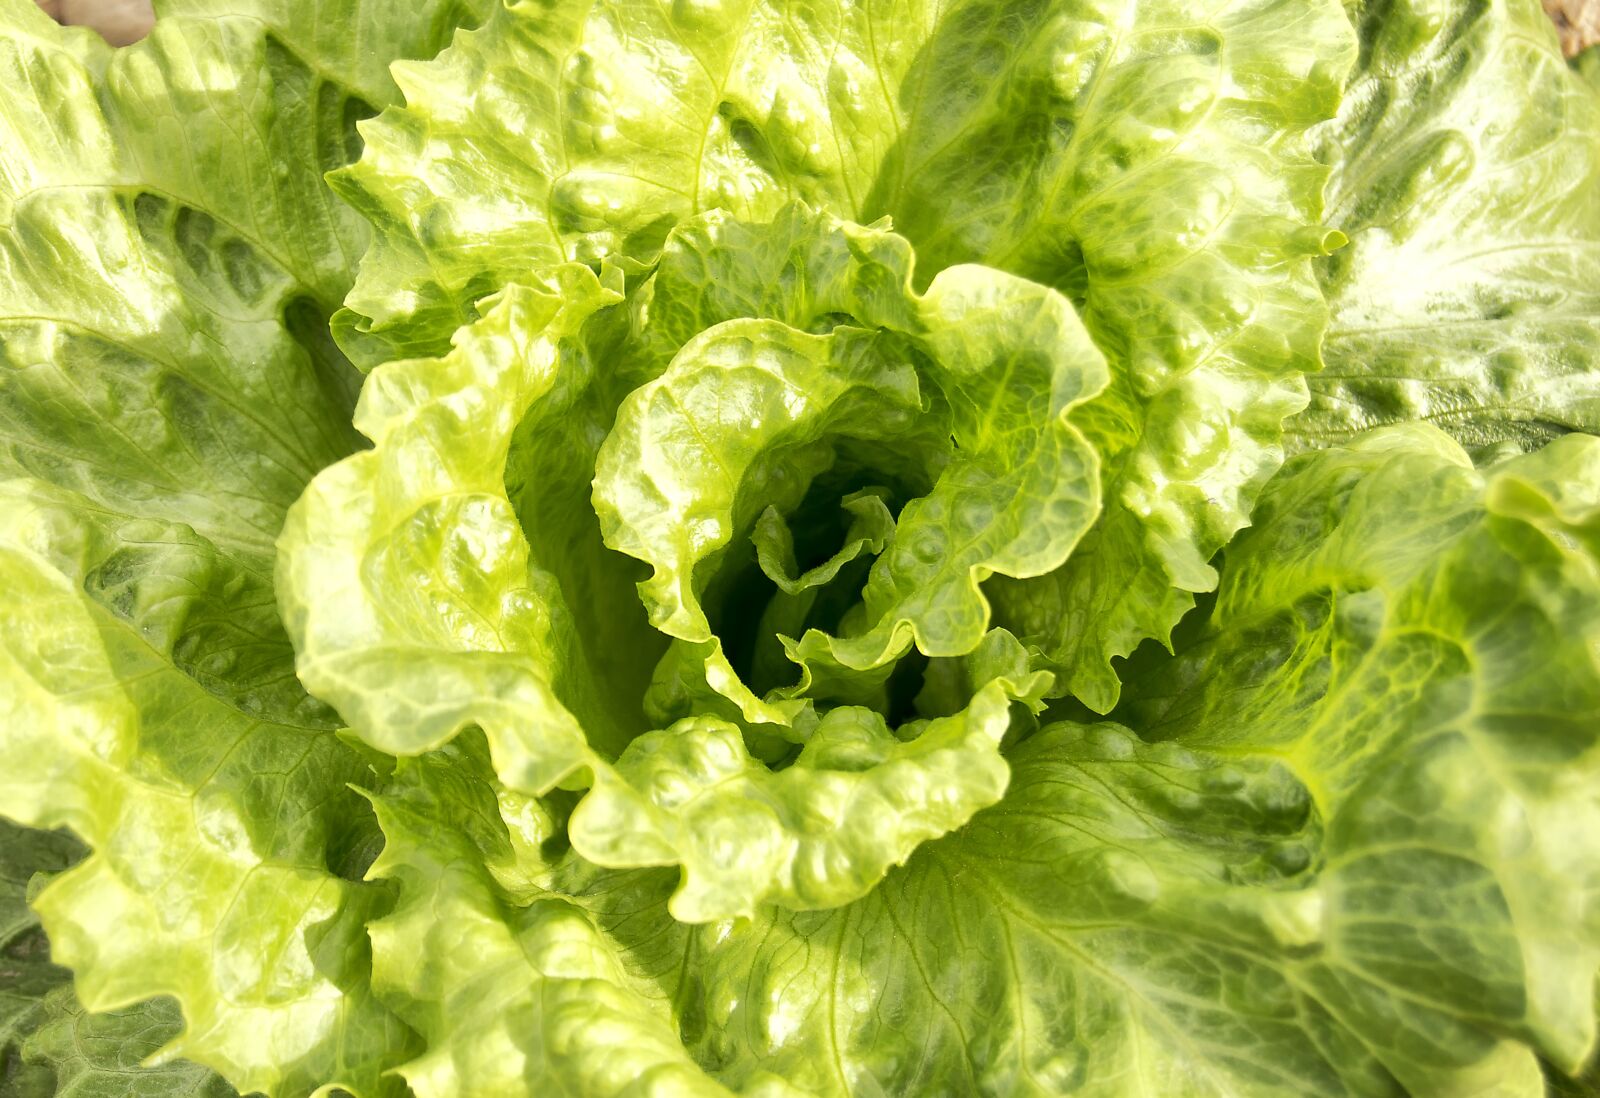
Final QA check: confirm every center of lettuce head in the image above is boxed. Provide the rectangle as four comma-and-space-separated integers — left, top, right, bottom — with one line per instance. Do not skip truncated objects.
280, 203, 1103, 919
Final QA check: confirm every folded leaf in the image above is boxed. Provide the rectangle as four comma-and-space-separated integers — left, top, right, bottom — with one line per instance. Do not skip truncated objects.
328, 423, 1600, 1097
0, 482, 414, 1096
0, 2, 485, 1094
332, 0, 1357, 713
591, 208, 1105, 724
569, 676, 1041, 921
279, 268, 640, 792
281, 208, 1082, 916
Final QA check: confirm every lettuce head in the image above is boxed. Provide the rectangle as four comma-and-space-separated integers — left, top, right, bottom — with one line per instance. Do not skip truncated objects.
1, 0, 1599, 1095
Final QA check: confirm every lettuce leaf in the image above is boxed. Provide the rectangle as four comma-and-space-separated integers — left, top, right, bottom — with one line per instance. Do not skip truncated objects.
1291, 0, 1600, 453
0, 0, 486, 1093
278, 208, 1070, 918
2, 0, 1599, 1094
3, 819, 234, 1096
351, 425, 1600, 1097
330, 0, 1357, 711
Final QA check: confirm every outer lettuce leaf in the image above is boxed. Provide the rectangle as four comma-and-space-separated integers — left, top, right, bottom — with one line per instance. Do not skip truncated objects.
2, 819, 234, 1095
358, 736, 803, 1098
360, 424, 1600, 1097
330, 0, 1356, 711
0, 1, 484, 1094
0, 0, 492, 551
151, 0, 491, 107
0, 483, 412, 1097
1120, 426, 1600, 1082
0, 10, 365, 551
1289, 0, 1600, 454
280, 209, 1067, 919
5, 988, 236, 1098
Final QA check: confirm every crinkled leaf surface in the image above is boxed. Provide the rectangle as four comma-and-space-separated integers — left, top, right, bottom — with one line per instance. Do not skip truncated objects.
5, 0, 1599, 1094
1289, 0, 1600, 454
350, 423, 1600, 1097
357, 736, 805, 1098
278, 268, 628, 793
3, 987, 237, 1098
0, 0, 486, 1094
591, 208, 1103, 723
280, 208, 1076, 919
332, 0, 1356, 711
568, 680, 1026, 922
0, 482, 412, 1097
2, 819, 235, 1095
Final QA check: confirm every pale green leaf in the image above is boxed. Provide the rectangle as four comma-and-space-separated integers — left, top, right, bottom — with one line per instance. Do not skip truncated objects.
1289, 0, 1600, 454
0, 482, 415, 1097
281, 208, 1082, 918
342, 424, 1600, 1098
0, 2, 485, 1094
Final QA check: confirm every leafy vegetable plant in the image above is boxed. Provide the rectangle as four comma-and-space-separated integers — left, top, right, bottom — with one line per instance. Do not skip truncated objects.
1, 0, 1598, 1095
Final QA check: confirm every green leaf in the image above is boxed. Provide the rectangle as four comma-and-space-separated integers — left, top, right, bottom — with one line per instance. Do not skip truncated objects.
281, 208, 1076, 917
2, 822, 229, 1095
1579, 45, 1600, 93
1289, 0, 1600, 455
592, 206, 1104, 724
152, 0, 492, 108
358, 424, 1599, 1097
880, 0, 1355, 710
1120, 425, 1600, 1080
5, 985, 238, 1098
0, 482, 415, 1097
279, 269, 635, 793
593, 319, 932, 729
0, 14, 363, 557
0, 2, 485, 1094
569, 678, 1028, 921
752, 490, 896, 598
326, 0, 927, 366
331, 0, 1357, 714
358, 736, 799, 1098
1, 820, 82, 1088
0, 0, 490, 553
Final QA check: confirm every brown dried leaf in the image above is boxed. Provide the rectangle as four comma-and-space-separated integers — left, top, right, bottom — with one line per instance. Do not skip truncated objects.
1546, 0, 1600, 56
34, 0, 153, 45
